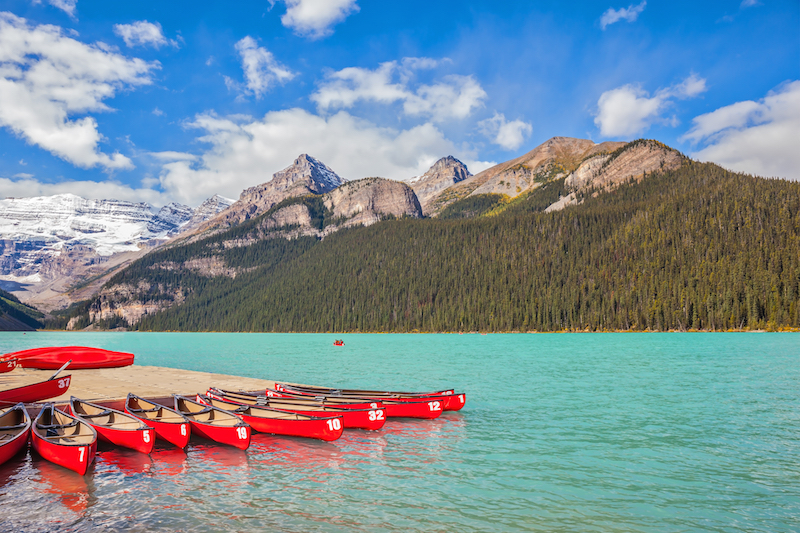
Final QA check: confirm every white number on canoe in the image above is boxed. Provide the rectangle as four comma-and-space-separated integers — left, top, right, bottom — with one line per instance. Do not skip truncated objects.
326, 418, 342, 431
57, 377, 70, 389
143, 431, 150, 443
79, 447, 85, 462
180, 424, 187, 436
428, 401, 441, 411
459, 395, 465, 403
370, 403, 378, 409
236, 426, 248, 440
368, 410, 385, 421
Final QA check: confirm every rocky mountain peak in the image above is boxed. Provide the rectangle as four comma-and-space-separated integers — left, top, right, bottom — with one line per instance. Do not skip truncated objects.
266, 153, 345, 196
410, 156, 472, 215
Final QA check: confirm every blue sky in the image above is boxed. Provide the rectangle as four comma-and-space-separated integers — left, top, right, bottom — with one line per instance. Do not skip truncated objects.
0, 0, 797, 206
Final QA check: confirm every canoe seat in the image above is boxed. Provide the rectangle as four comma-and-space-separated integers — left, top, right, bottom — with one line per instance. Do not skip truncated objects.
80, 409, 113, 419
0, 422, 28, 431
128, 406, 160, 413
37, 420, 79, 430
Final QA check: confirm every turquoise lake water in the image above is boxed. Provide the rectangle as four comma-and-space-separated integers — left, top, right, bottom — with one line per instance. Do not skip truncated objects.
0, 332, 798, 532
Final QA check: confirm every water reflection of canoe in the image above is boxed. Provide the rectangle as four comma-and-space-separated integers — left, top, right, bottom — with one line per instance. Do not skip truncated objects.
174, 395, 251, 450
31, 404, 97, 475
0, 375, 72, 406
4, 346, 134, 369
68, 397, 154, 454
196, 394, 344, 442
0, 403, 30, 466
274, 382, 467, 411
125, 394, 191, 449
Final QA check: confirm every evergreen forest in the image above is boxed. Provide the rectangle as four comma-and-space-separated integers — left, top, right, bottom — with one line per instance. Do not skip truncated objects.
51, 161, 800, 332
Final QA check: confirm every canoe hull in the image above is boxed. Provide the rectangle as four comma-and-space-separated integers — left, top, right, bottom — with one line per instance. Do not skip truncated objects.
31, 408, 96, 476
188, 419, 250, 450
0, 358, 17, 374
267, 388, 442, 419
68, 399, 154, 454
124, 406, 191, 449
7, 346, 134, 369
0, 375, 71, 406
0, 404, 30, 466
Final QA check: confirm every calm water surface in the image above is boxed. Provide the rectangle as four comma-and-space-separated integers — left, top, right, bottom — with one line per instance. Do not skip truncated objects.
0, 332, 798, 532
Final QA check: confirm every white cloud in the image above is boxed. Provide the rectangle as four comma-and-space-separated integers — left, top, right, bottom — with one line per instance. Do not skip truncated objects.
600, 1, 646, 30
113, 21, 178, 49
683, 80, 800, 180
312, 59, 487, 122
156, 108, 488, 205
0, 13, 157, 170
0, 175, 170, 205
479, 113, 532, 150
231, 36, 295, 99
741, 0, 759, 8
594, 74, 707, 137
280, 0, 359, 39
32, 0, 78, 19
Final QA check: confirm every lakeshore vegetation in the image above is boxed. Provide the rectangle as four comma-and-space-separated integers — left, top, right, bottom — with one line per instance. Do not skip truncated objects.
49, 161, 800, 332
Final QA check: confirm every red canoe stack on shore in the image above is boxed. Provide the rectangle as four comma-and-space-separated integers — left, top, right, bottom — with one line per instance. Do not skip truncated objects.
3, 346, 134, 370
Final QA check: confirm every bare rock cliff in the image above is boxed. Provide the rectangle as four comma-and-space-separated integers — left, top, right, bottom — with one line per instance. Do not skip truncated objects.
410, 156, 471, 215
325, 178, 422, 227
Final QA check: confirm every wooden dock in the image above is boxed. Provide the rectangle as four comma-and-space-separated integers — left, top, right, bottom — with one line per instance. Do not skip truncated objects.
0, 365, 277, 405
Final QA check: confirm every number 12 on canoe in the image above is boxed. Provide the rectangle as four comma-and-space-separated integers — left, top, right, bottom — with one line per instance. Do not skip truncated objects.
428, 401, 441, 412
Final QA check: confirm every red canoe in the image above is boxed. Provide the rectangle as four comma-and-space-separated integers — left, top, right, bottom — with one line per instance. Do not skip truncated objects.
68, 397, 154, 454
5, 346, 134, 370
274, 382, 467, 412
0, 374, 72, 406
266, 388, 443, 419
31, 404, 97, 475
174, 395, 251, 450
125, 394, 191, 449
0, 403, 31, 466
197, 394, 344, 442
208, 388, 386, 431
0, 358, 17, 374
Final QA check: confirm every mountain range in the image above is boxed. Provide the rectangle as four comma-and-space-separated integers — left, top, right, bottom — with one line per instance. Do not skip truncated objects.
3, 136, 799, 332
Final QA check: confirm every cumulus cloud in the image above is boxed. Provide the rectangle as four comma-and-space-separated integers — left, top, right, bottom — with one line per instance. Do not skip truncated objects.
0, 13, 156, 170
683, 80, 800, 180
312, 59, 487, 122
594, 74, 707, 137
113, 20, 178, 49
600, 1, 646, 29
279, 0, 359, 39
229, 36, 295, 99
479, 113, 532, 150
156, 108, 491, 205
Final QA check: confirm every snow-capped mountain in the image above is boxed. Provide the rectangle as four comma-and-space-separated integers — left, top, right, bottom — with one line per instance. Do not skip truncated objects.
0, 193, 233, 281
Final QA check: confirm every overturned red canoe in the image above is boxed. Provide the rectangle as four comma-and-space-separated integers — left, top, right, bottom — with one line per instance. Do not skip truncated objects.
68, 397, 154, 454
5, 346, 134, 370
0, 374, 72, 406
0, 358, 17, 374
208, 388, 386, 431
0, 403, 31, 466
32, 404, 97, 475
125, 394, 191, 449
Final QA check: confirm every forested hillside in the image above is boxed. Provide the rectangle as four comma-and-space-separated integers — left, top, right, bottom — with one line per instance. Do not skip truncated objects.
52, 160, 800, 332
0, 288, 44, 331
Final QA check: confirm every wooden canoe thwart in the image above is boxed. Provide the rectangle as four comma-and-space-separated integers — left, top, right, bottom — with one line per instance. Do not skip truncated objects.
196, 394, 344, 442
174, 395, 251, 450
125, 394, 191, 449
68, 397, 155, 454
273, 382, 467, 412
31, 404, 97, 475
0, 375, 72, 406
207, 388, 386, 431
0, 403, 31, 466
4, 346, 134, 370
